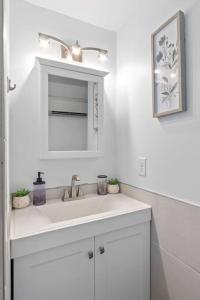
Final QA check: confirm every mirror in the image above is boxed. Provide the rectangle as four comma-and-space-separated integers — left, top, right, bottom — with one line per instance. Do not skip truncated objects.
48, 75, 91, 151
38, 57, 107, 159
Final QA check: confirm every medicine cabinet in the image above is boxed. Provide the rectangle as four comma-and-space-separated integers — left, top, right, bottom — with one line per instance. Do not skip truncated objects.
36, 57, 108, 159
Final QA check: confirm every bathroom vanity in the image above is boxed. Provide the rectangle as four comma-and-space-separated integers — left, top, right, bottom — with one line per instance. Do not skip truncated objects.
11, 193, 151, 300
9, 57, 151, 300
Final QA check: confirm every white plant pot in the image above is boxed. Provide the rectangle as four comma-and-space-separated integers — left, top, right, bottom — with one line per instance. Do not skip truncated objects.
107, 184, 120, 194
12, 195, 30, 209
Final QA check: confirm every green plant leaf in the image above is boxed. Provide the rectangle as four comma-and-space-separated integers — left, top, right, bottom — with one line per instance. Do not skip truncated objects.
108, 178, 119, 185
15, 188, 30, 197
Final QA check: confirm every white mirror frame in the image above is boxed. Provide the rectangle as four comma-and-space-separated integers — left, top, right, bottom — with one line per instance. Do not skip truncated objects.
36, 57, 109, 159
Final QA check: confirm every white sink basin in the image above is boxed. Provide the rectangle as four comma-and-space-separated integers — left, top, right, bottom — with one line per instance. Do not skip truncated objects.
36, 195, 142, 223
10, 193, 151, 259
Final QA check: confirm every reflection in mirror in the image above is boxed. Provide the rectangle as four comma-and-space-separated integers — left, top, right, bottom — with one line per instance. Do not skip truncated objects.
48, 75, 98, 151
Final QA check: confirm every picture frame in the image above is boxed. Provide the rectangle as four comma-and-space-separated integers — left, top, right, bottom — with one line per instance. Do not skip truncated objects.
151, 11, 186, 118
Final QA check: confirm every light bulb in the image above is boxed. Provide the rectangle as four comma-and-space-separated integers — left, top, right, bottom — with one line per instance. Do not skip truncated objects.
72, 40, 81, 56
99, 51, 107, 62
39, 36, 50, 48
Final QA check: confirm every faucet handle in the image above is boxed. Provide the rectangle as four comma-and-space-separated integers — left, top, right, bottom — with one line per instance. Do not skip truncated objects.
63, 189, 70, 201
71, 186, 77, 199
77, 186, 84, 198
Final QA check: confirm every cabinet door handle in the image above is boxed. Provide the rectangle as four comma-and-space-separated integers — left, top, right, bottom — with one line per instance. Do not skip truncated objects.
88, 251, 94, 259
99, 247, 105, 254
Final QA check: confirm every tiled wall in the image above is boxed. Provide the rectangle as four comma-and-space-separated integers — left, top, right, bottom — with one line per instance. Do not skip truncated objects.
120, 183, 200, 300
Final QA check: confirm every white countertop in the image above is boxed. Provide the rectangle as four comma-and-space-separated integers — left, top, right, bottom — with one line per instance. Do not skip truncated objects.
10, 193, 151, 258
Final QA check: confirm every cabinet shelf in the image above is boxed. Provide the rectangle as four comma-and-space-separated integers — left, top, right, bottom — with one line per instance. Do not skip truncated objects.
49, 110, 88, 117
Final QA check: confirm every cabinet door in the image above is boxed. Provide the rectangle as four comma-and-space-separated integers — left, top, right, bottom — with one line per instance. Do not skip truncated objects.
14, 238, 94, 300
95, 224, 150, 300
39, 61, 104, 159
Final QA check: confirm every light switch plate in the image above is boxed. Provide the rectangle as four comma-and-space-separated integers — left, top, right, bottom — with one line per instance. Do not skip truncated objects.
137, 157, 147, 177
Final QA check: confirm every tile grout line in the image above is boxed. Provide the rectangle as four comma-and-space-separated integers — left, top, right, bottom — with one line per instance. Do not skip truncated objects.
151, 240, 200, 276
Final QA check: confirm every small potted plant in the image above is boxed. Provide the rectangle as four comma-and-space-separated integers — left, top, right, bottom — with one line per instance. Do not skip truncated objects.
107, 178, 120, 194
12, 188, 30, 209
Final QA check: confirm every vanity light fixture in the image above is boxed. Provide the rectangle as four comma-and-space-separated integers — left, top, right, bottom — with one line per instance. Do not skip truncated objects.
38, 32, 108, 62
98, 51, 108, 62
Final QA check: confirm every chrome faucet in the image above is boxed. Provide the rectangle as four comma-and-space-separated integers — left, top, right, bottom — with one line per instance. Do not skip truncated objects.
63, 175, 82, 201
70, 175, 80, 198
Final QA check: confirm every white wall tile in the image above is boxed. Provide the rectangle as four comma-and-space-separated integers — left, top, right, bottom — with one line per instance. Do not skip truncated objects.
156, 194, 200, 273
120, 183, 159, 244
121, 183, 200, 299
151, 242, 200, 300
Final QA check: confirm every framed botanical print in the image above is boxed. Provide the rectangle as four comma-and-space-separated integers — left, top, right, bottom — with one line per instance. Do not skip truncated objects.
151, 11, 186, 117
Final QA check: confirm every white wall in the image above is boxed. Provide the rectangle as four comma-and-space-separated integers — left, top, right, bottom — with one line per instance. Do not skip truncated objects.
10, 0, 200, 205
9, 0, 116, 192
116, 0, 200, 205
0, 0, 4, 296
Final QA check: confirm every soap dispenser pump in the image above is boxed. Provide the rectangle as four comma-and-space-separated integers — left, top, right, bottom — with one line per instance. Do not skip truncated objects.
33, 172, 46, 206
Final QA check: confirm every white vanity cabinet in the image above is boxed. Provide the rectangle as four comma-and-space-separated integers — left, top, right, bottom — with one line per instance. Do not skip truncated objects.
13, 238, 94, 300
13, 223, 150, 300
95, 225, 150, 300
36, 57, 108, 159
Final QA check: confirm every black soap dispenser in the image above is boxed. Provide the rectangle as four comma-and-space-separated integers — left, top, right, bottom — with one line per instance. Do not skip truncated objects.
33, 172, 46, 206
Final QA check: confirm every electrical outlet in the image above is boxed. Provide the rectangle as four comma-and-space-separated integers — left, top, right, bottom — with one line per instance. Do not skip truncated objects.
137, 157, 147, 177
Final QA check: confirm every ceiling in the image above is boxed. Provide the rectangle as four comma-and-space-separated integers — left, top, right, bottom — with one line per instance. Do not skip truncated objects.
25, 0, 196, 31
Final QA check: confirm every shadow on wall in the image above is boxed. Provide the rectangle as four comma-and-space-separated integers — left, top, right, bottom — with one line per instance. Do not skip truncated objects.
10, 63, 40, 154
10, 63, 42, 191
151, 242, 169, 300
147, 200, 169, 300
